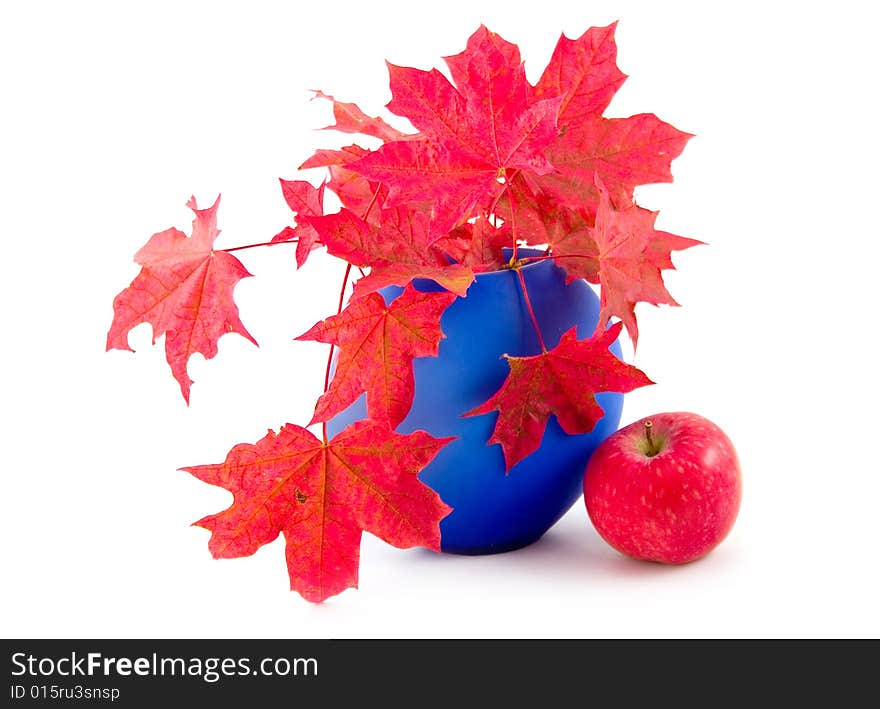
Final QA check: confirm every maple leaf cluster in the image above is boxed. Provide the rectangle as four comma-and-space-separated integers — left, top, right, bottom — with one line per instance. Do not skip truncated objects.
106, 23, 697, 602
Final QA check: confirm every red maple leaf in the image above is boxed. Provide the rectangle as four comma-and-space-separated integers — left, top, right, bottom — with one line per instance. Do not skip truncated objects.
297, 284, 456, 428
466, 323, 653, 469
301, 207, 474, 298
588, 178, 702, 348
350, 26, 561, 240
184, 420, 452, 603
534, 22, 627, 127
106, 196, 256, 403
272, 179, 325, 268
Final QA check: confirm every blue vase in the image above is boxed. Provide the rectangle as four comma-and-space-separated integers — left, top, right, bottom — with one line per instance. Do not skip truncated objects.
327, 251, 624, 554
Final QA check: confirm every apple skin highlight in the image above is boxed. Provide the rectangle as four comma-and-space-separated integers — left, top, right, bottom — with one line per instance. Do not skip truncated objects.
583, 412, 742, 564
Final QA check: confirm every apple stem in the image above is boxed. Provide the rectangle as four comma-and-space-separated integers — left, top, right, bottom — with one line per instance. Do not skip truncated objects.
643, 420, 663, 457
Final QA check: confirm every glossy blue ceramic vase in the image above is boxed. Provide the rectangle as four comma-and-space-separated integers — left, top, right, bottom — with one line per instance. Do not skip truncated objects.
327, 251, 623, 554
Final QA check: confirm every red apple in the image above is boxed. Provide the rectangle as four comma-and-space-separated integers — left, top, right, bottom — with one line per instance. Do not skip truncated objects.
584, 412, 741, 564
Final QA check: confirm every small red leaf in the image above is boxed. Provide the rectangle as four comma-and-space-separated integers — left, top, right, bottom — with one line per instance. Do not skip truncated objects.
466, 324, 652, 469
184, 420, 452, 603
106, 196, 256, 403
276, 179, 325, 268
270, 226, 298, 244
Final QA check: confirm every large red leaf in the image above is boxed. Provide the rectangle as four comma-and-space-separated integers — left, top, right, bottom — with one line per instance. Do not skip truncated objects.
466, 324, 652, 469
534, 22, 627, 126
301, 207, 474, 298
350, 26, 561, 240
588, 178, 702, 348
106, 196, 256, 403
297, 284, 456, 427
184, 420, 452, 603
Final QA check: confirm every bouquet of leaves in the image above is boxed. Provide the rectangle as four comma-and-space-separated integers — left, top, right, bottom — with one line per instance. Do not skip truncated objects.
107, 23, 696, 602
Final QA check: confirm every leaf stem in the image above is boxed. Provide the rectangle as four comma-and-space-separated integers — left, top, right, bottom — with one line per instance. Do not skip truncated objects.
507, 174, 520, 264
224, 180, 380, 258
519, 252, 597, 263
487, 168, 519, 218
505, 173, 547, 352
503, 175, 544, 352
516, 267, 546, 353
221, 237, 298, 253
322, 262, 353, 443
318, 186, 379, 442
362, 183, 382, 223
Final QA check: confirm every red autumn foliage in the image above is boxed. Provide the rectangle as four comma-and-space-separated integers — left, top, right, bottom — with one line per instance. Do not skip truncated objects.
108, 22, 696, 602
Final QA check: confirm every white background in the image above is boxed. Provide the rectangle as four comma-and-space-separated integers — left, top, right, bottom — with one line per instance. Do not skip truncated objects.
2, 0, 878, 638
